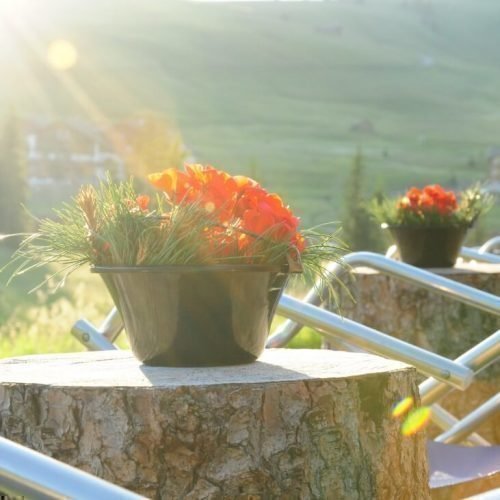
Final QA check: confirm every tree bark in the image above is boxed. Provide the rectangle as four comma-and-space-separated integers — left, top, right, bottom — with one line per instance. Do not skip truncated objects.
0, 349, 430, 499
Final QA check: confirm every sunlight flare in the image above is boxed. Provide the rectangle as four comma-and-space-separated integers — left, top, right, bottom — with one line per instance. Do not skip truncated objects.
391, 396, 414, 419
47, 39, 78, 70
401, 407, 432, 436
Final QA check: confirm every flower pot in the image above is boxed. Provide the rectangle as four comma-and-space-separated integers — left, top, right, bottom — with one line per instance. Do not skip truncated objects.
92, 264, 289, 367
388, 225, 468, 268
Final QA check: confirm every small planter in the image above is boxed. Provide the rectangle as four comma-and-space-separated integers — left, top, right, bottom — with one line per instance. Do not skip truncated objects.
92, 264, 289, 367
388, 225, 469, 268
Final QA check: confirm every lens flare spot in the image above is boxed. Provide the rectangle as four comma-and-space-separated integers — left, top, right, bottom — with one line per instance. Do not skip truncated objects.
401, 407, 431, 436
47, 39, 78, 70
204, 201, 215, 213
392, 397, 414, 418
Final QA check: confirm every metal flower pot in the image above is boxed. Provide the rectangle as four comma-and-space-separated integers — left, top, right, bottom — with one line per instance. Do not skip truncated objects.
388, 225, 469, 268
92, 264, 289, 367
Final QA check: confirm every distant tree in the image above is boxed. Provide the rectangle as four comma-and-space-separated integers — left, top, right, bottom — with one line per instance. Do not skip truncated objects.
123, 112, 187, 179
342, 149, 384, 252
0, 112, 28, 237
466, 218, 487, 247
248, 159, 260, 182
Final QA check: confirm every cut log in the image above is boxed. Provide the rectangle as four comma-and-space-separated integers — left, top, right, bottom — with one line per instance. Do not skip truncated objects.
0, 349, 430, 499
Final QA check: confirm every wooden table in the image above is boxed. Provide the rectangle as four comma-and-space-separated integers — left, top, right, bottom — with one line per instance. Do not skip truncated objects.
0, 349, 430, 499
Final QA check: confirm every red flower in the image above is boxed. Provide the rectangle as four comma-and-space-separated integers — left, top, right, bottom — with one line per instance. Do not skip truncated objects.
202, 226, 238, 258
148, 168, 197, 204
148, 164, 306, 258
398, 184, 458, 217
193, 166, 238, 222
136, 195, 150, 212
240, 193, 299, 242
291, 232, 307, 253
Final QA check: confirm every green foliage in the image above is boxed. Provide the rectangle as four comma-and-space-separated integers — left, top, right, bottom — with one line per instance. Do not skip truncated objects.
0, 112, 28, 238
5, 175, 348, 299
285, 327, 323, 349
122, 112, 187, 178
0, 244, 123, 358
341, 150, 385, 252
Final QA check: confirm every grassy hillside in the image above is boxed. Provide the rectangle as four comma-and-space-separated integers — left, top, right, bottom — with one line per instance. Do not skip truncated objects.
0, 0, 499, 229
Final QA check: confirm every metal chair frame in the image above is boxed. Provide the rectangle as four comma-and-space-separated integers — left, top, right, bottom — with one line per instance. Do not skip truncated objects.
0, 436, 144, 499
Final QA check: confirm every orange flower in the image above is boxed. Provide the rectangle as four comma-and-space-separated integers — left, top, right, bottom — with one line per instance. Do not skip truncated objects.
148, 164, 303, 258
150, 165, 240, 222
398, 184, 458, 217
235, 185, 268, 217
291, 232, 307, 253
136, 195, 150, 212
148, 168, 196, 204
233, 175, 260, 190
240, 192, 299, 242
242, 208, 277, 236
202, 226, 238, 258
193, 166, 238, 222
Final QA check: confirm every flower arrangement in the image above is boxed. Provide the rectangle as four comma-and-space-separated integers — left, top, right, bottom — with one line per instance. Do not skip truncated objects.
5, 165, 347, 366
370, 183, 492, 268
7, 164, 345, 290
371, 184, 491, 228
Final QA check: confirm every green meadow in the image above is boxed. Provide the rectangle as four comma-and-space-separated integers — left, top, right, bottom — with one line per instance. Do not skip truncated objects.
0, 0, 499, 357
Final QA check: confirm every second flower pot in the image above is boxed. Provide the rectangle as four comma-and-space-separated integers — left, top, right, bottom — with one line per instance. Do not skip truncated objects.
92, 264, 289, 367
388, 225, 468, 268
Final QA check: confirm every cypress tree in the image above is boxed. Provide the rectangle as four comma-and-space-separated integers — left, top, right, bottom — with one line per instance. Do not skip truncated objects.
0, 112, 28, 236
342, 150, 384, 252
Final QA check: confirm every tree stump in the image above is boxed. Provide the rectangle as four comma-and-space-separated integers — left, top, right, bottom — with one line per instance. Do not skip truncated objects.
0, 349, 430, 499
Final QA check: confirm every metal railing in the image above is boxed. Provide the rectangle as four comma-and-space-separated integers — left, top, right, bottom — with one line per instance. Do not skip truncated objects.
459, 247, 500, 264
277, 294, 473, 389
267, 252, 500, 348
0, 436, 145, 500
72, 307, 121, 351
434, 393, 500, 445
479, 236, 500, 254
429, 404, 490, 447
419, 330, 500, 406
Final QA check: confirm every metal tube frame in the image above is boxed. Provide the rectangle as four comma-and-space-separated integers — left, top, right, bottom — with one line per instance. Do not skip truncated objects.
430, 404, 490, 447
71, 307, 122, 351
459, 247, 500, 264
267, 252, 500, 349
419, 330, 500, 406
277, 294, 473, 389
479, 236, 500, 254
0, 436, 144, 500
434, 393, 500, 444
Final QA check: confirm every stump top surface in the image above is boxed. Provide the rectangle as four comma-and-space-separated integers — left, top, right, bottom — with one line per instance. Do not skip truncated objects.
0, 349, 410, 389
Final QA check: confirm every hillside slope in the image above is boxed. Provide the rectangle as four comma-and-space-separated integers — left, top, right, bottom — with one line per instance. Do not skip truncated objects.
1, 0, 499, 226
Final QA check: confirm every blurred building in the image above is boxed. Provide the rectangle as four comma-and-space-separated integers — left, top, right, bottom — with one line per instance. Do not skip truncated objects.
24, 116, 125, 186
